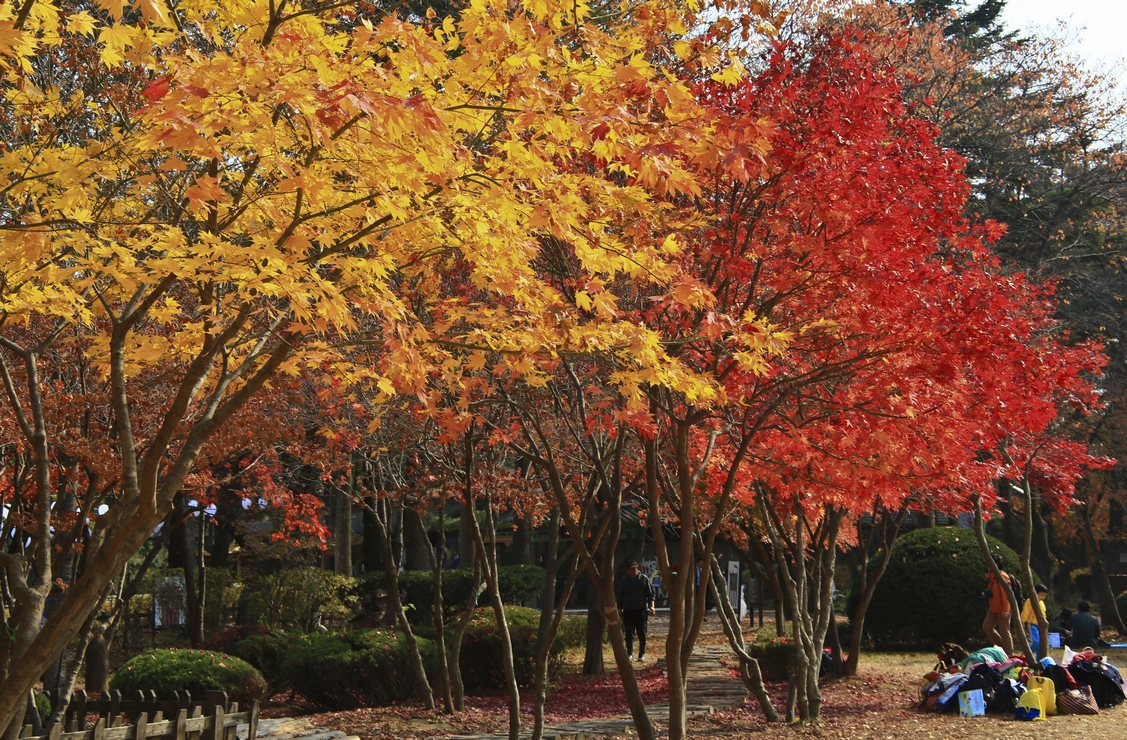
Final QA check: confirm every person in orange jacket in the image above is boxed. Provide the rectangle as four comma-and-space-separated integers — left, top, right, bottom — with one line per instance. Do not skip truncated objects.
983, 554, 1016, 655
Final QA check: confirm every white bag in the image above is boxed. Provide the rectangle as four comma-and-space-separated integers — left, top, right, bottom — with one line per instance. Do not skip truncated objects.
1063, 645, 1078, 665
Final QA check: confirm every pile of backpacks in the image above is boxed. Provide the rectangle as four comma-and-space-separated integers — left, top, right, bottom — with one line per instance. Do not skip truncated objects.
919, 642, 1126, 720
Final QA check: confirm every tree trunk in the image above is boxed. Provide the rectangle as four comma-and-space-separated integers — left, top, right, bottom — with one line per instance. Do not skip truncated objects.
582, 584, 606, 675
83, 627, 110, 697
532, 511, 581, 740
1015, 480, 1050, 660
447, 580, 480, 712
335, 488, 353, 576
754, 488, 843, 723
362, 496, 382, 576
512, 516, 531, 567
843, 508, 906, 676
458, 502, 476, 571
462, 437, 521, 740
373, 497, 435, 709
175, 494, 203, 648
707, 557, 778, 722
403, 507, 431, 571
417, 505, 454, 714
1081, 505, 1127, 634
973, 494, 1034, 663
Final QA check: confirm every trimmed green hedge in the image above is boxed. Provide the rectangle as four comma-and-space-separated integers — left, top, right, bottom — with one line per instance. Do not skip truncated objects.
281, 630, 437, 711
208, 625, 294, 698
110, 649, 266, 705
457, 606, 583, 691
748, 637, 795, 681
366, 565, 546, 624
235, 607, 587, 710
862, 527, 1025, 645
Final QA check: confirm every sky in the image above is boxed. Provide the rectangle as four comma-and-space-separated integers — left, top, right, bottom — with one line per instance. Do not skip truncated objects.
1000, 0, 1127, 71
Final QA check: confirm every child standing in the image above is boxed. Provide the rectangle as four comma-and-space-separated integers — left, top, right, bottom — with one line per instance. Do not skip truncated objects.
1020, 583, 1050, 660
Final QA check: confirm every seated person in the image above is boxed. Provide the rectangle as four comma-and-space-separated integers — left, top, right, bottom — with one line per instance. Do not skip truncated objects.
1065, 601, 1109, 649
1050, 607, 1072, 639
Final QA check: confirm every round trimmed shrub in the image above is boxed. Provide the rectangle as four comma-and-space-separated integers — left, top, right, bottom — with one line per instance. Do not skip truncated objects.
749, 637, 795, 681
208, 625, 294, 698
863, 527, 1025, 645
282, 629, 437, 711
456, 606, 584, 691
110, 649, 266, 705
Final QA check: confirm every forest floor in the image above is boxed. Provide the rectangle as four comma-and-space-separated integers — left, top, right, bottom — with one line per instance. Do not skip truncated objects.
306, 615, 1127, 740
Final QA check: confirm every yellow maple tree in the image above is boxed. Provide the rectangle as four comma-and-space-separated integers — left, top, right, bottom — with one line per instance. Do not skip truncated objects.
0, 0, 780, 730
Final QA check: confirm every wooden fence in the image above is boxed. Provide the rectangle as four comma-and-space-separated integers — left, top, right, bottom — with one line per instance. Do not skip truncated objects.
20, 690, 259, 740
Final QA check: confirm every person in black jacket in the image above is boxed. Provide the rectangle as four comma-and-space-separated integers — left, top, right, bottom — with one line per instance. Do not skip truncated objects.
617, 560, 656, 661
1066, 601, 1109, 649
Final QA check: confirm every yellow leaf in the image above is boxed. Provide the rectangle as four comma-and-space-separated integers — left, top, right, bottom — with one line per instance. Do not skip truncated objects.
710, 56, 746, 86
97, 24, 132, 66
66, 11, 98, 38
138, 0, 169, 27
96, 0, 126, 22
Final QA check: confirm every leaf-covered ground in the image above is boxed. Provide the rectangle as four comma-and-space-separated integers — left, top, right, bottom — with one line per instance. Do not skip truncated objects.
306, 620, 1127, 739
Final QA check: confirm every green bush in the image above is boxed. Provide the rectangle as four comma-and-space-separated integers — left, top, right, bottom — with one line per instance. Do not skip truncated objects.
33, 691, 50, 725
555, 614, 587, 652
863, 527, 1025, 645
239, 567, 360, 630
457, 606, 576, 691
207, 625, 294, 698
110, 649, 267, 705
495, 565, 548, 604
203, 568, 244, 635
370, 565, 547, 625
748, 637, 795, 681
281, 630, 437, 711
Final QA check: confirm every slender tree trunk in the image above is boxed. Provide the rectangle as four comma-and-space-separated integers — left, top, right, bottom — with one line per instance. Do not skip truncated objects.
1080, 504, 1127, 634
418, 504, 454, 713
512, 516, 531, 567
1015, 480, 1050, 660
448, 578, 480, 712
83, 626, 110, 698
45, 586, 111, 727
403, 508, 431, 572
463, 436, 520, 740
507, 378, 655, 740
843, 508, 906, 676
373, 497, 435, 709
755, 486, 842, 723
973, 494, 1034, 663
362, 496, 382, 577
532, 511, 581, 740
197, 512, 206, 645
582, 580, 606, 675
458, 501, 476, 572
335, 487, 353, 576
175, 494, 203, 648
707, 556, 778, 721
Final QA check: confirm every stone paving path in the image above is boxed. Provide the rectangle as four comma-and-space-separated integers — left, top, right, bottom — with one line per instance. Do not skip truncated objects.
239, 716, 360, 740
436, 643, 748, 740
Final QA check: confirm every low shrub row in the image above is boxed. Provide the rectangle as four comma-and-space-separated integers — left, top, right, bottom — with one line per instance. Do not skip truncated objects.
107, 608, 589, 711
112, 608, 585, 711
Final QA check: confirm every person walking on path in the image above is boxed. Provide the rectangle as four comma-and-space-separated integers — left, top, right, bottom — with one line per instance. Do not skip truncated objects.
617, 559, 656, 661
983, 554, 1015, 655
